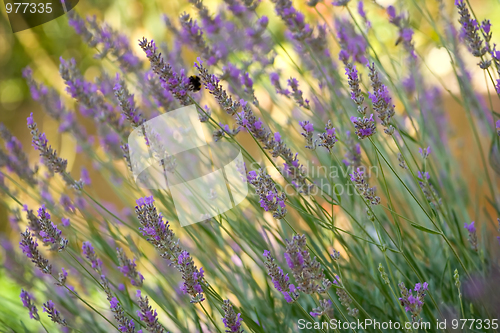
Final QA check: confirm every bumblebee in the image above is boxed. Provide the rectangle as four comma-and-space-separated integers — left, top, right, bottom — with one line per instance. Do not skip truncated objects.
188, 75, 202, 92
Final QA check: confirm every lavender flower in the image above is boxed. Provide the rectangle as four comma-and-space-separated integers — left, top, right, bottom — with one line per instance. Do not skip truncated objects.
336, 19, 367, 64
333, 277, 359, 317
288, 78, 310, 109
135, 196, 182, 262
57, 267, 68, 287
398, 281, 429, 322
179, 12, 218, 65
0, 123, 37, 184
345, 63, 367, 115
117, 248, 145, 287
318, 121, 338, 152
350, 114, 376, 139
139, 38, 192, 107
419, 146, 431, 159
456, 0, 486, 57
417, 172, 442, 208
27, 113, 75, 187
310, 299, 334, 318
398, 153, 408, 169
299, 120, 316, 149
270, 72, 290, 96
350, 168, 380, 205
221, 299, 244, 333
108, 293, 136, 333
136, 290, 167, 333
20, 289, 39, 320
114, 76, 145, 129
367, 63, 395, 135
496, 119, 500, 136
43, 300, 68, 327
284, 234, 332, 294
177, 251, 205, 303
263, 250, 299, 303
135, 197, 205, 303
464, 221, 478, 251
387, 6, 416, 59
82, 241, 103, 274
19, 229, 52, 274
37, 205, 68, 251
247, 169, 287, 219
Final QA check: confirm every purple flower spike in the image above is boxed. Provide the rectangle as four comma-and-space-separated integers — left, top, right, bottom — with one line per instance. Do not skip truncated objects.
464, 221, 478, 251
20, 289, 39, 320
222, 300, 244, 333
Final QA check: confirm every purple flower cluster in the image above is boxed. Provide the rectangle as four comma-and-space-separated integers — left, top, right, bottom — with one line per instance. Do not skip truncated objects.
387, 6, 416, 59
19, 229, 52, 274
464, 221, 478, 251
139, 38, 192, 107
221, 299, 244, 333
20, 289, 39, 320
350, 114, 376, 139
82, 241, 103, 274
367, 63, 395, 135
247, 169, 287, 219
284, 234, 332, 294
263, 250, 299, 303
349, 168, 381, 205
68, 11, 141, 71
116, 248, 145, 287
136, 290, 167, 333
455, 0, 487, 58
310, 299, 334, 318
27, 113, 76, 187
0, 124, 37, 184
43, 300, 68, 327
336, 18, 367, 65
114, 76, 145, 129
419, 146, 431, 159
398, 282, 429, 322
288, 78, 310, 109
135, 197, 205, 303
37, 205, 68, 251
108, 294, 136, 333
345, 64, 367, 114
318, 121, 338, 152
179, 13, 218, 66
299, 120, 316, 149
177, 250, 205, 303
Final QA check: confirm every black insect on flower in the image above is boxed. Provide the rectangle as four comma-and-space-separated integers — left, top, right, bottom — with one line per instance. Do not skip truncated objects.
188, 75, 202, 92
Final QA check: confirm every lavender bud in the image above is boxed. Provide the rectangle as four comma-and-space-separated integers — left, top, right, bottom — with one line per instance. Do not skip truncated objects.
221, 299, 244, 333
310, 299, 334, 318
43, 300, 68, 327
247, 169, 287, 219
136, 290, 167, 332
350, 168, 381, 205
299, 120, 316, 150
263, 250, 299, 303
464, 221, 478, 251
318, 121, 338, 152
398, 281, 429, 323
20, 289, 39, 320
82, 241, 103, 274
19, 229, 52, 274
37, 205, 68, 251
116, 248, 144, 287
284, 234, 331, 294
